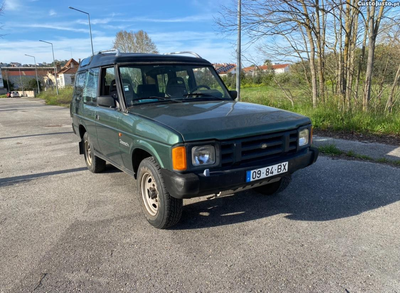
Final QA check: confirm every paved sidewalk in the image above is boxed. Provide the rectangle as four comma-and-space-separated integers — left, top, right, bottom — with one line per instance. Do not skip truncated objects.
313, 135, 400, 162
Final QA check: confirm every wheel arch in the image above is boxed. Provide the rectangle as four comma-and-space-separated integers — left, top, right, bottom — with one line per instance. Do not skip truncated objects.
78, 124, 86, 138
78, 124, 87, 155
132, 146, 168, 179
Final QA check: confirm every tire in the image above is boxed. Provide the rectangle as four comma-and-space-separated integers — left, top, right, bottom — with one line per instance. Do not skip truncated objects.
137, 157, 183, 229
83, 132, 106, 173
253, 175, 292, 196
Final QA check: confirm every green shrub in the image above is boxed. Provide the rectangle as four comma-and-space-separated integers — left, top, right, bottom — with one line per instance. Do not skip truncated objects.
37, 87, 74, 106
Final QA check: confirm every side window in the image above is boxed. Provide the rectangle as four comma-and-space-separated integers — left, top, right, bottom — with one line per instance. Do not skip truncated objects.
83, 68, 100, 105
100, 67, 116, 97
74, 72, 86, 100
119, 67, 143, 106
193, 67, 224, 97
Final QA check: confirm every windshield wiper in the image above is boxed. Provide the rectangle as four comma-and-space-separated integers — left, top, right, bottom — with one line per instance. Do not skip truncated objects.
131, 96, 182, 104
184, 93, 221, 98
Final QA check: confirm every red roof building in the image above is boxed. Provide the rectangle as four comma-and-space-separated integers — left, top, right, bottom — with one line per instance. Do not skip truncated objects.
44, 58, 79, 88
243, 64, 290, 75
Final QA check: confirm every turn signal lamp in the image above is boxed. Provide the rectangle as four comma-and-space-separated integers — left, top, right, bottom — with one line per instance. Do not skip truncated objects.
172, 146, 187, 171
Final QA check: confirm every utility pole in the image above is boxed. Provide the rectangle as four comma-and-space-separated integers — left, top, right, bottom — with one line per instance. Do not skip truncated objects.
6, 69, 10, 91
39, 40, 59, 95
236, 0, 241, 101
25, 54, 40, 95
18, 67, 24, 94
69, 7, 95, 56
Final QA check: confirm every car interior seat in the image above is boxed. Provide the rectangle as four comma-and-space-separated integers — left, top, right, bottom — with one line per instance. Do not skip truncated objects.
165, 77, 187, 97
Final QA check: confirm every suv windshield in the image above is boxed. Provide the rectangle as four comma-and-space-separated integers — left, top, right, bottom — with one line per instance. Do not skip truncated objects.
119, 64, 231, 106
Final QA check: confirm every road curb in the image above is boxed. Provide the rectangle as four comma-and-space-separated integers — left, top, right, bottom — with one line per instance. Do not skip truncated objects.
313, 135, 400, 163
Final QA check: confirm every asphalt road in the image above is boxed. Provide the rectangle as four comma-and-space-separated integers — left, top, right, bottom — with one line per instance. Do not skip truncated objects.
1, 98, 399, 293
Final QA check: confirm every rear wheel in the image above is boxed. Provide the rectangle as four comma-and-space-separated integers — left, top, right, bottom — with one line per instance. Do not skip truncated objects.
83, 132, 106, 173
253, 175, 292, 196
137, 157, 182, 229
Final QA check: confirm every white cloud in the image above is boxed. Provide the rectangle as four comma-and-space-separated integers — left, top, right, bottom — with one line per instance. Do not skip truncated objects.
9, 22, 103, 35
49, 9, 57, 16
0, 37, 115, 64
115, 15, 213, 24
150, 31, 234, 43
4, 0, 22, 11
76, 18, 113, 25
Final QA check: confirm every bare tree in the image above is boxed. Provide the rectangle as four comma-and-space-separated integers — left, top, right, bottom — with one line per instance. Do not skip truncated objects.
217, 0, 322, 107
113, 30, 158, 53
385, 26, 400, 113
217, 0, 399, 112
362, 0, 386, 111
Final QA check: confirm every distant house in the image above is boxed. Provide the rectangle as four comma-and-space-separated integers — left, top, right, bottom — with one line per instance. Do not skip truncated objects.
1, 67, 54, 90
10, 62, 22, 67
44, 58, 79, 89
213, 63, 236, 76
57, 58, 79, 88
243, 64, 290, 75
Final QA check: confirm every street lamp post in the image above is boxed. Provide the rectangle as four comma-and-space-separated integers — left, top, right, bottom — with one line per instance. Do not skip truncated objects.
69, 6, 94, 56
6, 69, 10, 92
18, 67, 24, 94
236, 0, 241, 101
25, 54, 40, 95
39, 40, 59, 95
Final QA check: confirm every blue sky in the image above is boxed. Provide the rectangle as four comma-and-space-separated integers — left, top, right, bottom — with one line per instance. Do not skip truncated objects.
0, 0, 251, 65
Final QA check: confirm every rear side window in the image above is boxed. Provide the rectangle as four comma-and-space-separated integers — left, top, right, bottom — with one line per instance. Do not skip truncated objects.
83, 68, 100, 105
74, 72, 86, 100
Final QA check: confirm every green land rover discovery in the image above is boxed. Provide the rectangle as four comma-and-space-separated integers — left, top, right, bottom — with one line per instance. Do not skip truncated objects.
70, 50, 318, 229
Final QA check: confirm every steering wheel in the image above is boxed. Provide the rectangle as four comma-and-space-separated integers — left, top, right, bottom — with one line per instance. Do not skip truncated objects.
190, 85, 210, 93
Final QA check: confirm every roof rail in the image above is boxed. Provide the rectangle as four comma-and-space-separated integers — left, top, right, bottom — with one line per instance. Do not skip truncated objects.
97, 49, 121, 56
164, 51, 202, 58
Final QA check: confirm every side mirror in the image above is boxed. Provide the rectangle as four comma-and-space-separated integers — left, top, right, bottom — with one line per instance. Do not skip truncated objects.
97, 95, 116, 108
229, 90, 237, 100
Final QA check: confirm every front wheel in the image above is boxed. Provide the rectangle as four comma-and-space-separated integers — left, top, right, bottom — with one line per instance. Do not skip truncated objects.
137, 157, 183, 229
253, 175, 292, 196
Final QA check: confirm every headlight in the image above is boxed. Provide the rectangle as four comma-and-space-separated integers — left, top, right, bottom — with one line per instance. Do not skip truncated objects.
299, 129, 310, 147
192, 145, 215, 166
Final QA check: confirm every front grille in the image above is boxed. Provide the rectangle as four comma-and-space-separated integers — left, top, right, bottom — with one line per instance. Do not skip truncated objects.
220, 130, 298, 168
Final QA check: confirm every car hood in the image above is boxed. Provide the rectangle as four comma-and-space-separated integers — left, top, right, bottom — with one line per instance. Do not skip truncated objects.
128, 101, 311, 142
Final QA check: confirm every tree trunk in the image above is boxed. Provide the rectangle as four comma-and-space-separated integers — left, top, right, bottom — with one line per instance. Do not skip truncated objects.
301, 0, 318, 108
316, 0, 326, 104
385, 63, 400, 113
355, 19, 368, 102
343, 0, 351, 109
345, 1, 359, 112
363, 1, 386, 112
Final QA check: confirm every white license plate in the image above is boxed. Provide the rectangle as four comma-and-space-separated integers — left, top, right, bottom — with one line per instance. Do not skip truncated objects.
246, 162, 288, 182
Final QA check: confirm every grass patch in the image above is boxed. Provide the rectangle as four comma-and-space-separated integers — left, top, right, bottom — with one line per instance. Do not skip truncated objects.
345, 151, 372, 161
317, 144, 343, 155
316, 144, 400, 167
37, 87, 73, 106
241, 85, 400, 136
0, 94, 8, 98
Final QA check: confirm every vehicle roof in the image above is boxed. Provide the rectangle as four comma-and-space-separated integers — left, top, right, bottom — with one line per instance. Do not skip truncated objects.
78, 52, 211, 71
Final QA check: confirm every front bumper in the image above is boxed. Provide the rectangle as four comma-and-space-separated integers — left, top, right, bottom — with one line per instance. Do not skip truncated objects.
161, 146, 319, 199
